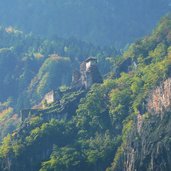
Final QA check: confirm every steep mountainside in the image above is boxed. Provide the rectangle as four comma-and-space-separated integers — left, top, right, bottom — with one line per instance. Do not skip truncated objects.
0, 26, 114, 108
0, 0, 170, 47
123, 78, 171, 171
0, 14, 170, 171
0, 26, 114, 141
108, 14, 171, 171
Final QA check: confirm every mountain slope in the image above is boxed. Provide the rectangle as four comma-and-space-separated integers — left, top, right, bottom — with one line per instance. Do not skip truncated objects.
0, 26, 115, 142
0, 14, 170, 171
0, 26, 113, 108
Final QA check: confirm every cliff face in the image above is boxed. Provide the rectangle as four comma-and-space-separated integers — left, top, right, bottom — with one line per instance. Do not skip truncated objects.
122, 78, 171, 171
148, 78, 171, 117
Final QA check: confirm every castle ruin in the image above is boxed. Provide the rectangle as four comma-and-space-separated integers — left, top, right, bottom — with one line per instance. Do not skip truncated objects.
21, 57, 102, 120
42, 90, 62, 106
72, 57, 103, 89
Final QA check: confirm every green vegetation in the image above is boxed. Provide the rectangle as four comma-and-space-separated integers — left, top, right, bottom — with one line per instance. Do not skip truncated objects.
0, 24, 116, 142
0, 12, 170, 171
0, 25, 115, 109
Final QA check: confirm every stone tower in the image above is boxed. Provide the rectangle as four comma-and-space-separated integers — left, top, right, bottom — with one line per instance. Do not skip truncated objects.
72, 57, 103, 89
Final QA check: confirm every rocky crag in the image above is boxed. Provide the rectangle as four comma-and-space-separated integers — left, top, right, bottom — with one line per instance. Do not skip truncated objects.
120, 78, 171, 171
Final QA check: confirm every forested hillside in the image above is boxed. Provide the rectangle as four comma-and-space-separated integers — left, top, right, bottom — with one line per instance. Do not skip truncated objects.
0, 26, 114, 107
0, 26, 115, 141
0, 14, 170, 171
0, 0, 170, 47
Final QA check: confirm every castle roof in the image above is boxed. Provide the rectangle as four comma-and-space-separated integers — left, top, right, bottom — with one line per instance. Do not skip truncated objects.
84, 57, 97, 63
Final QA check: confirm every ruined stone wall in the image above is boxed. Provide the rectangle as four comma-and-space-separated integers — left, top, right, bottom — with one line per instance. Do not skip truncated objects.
20, 109, 39, 121
43, 91, 55, 104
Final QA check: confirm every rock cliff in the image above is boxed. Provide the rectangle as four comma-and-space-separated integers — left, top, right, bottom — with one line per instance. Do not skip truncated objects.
119, 78, 171, 171
148, 78, 171, 117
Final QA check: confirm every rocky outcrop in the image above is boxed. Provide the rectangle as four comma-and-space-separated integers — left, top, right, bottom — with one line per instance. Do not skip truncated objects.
116, 78, 171, 171
123, 112, 171, 171
148, 78, 171, 117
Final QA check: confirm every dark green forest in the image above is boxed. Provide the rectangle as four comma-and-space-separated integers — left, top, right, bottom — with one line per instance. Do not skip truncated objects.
0, 26, 115, 141
0, 1, 171, 171
0, 12, 170, 171
0, 26, 116, 105
0, 0, 170, 47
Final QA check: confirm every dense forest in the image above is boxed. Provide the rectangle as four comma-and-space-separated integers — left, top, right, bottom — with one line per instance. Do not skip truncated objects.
0, 25, 117, 104
0, 1, 171, 171
0, 0, 170, 47
0, 26, 116, 141
0, 13, 170, 171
